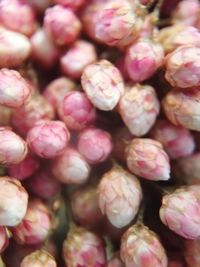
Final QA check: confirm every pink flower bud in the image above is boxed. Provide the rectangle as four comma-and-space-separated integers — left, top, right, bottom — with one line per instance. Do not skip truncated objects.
63, 226, 106, 267
107, 254, 124, 267
53, 0, 87, 10
52, 147, 91, 184
159, 25, 200, 54
120, 224, 168, 267
0, 69, 31, 108
126, 138, 170, 181
8, 153, 40, 181
71, 185, 103, 228
11, 94, 55, 136
160, 185, 200, 239
118, 84, 160, 136
173, 153, 200, 185
184, 239, 200, 267
0, 177, 28, 226
44, 5, 81, 46
58, 91, 96, 131
12, 199, 51, 245
113, 126, 134, 163
21, 250, 57, 267
165, 46, 200, 88
95, 1, 143, 48
0, 227, 9, 253
0, 127, 28, 165
30, 28, 60, 69
0, 0, 36, 37
98, 166, 142, 228
77, 127, 112, 164
28, 168, 61, 199
0, 27, 31, 68
81, 60, 124, 111
61, 40, 97, 79
125, 39, 164, 82
27, 120, 70, 158
162, 87, 200, 131
43, 77, 76, 108
150, 119, 195, 159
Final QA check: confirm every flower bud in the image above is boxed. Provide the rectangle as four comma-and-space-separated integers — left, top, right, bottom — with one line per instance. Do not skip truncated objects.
63, 226, 106, 267
21, 250, 57, 267
44, 5, 81, 46
12, 199, 51, 245
126, 138, 170, 181
52, 147, 91, 184
0, 27, 31, 68
120, 224, 168, 267
162, 87, 200, 131
27, 120, 70, 158
160, 185, 200, 239
98, 166, 142, 228
0, 177, 28, 226
0, 69, 31, 108
118, 84, 160, 136
0, 127, 28, 165
150, 119, 195, 159
77, 127, 112, 164
58, 91, 96, 131
0, 0, 36, 36
165, 46, 200, 88
81, 60, 124, 111
125, 39, 164, 82
61, 40, 97, 79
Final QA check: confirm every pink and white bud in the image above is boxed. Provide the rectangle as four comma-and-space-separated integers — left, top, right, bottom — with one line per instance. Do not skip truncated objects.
77, 127, 112, 164
53, 0, 87, 10
52, 147, 91, 184
113, 126, 134, 163
120, 224, 168, 267
81, 60, 124, 111
0, 69, 31, 108
150, 119, 195, 159
126, 138, 170, 181
58, 91, 96, 131
165, 46, 200, 88
61, 40, 97, 79
162, 87, 200, 131
0, 0, 36, 37
12, 199, 51, 245
71, 185, 103, 228
159, 25, 200, 54
107, 254, 124, 267
125, 39, 164, 82
21, 250, 57, 267
8, 153, 40, 181
172, 0, 200, 27
184, 239, 200, 267
173, 153, 200, 185
0, 127, 28, 165
11, 94, 55, 136
160, 185, 200, 239
98, 166, 142, 228
30, 28, 60, 69
28, 168, 61, 199
0, 177, 28, 226
43, 77, 76, 108
95, 1, 143, 48
0, 227, 8, 253
118, 84, 160, 136
44, 5, 81, 46
27, 120, 70, 158
0, 27, 31, 68
63, 226, 106, 267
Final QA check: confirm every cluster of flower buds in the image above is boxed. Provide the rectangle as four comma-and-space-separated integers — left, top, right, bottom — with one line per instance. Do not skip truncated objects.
0, 0, 199, 266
